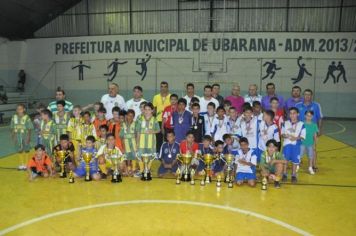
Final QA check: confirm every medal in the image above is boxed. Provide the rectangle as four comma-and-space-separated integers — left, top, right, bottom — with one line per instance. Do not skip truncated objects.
194, 125, 198, 129
168, 154, 172, 158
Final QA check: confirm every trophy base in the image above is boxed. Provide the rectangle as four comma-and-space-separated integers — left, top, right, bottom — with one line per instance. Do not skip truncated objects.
261, 185, 267, 191
141, 172, 152, 181
176, 179, 181, 185
69, 178, 75, 184
205, 176, 211, 183
59, 173, 67, 178
85, 176, 92, 182
181, 173, 191, 182
190, 180, 195, 185
228, 182, 233, 188
111, 174, 122, 183
216, 182, 222, 188
200, 179, 206, 186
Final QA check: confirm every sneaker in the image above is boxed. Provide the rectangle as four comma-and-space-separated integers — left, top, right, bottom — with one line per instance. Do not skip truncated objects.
282, 174, 287, 182
291, 176, 297, 184
308, 167, 315, 175
17, 165, 23, 171
274, 181, 281, 189
22, 165, 27, 170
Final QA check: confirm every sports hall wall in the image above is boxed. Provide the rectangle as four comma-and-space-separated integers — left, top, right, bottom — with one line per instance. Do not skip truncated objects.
0, 32, 355, 118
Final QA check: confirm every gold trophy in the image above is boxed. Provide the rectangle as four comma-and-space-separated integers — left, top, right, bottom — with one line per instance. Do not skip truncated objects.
176, 168, 181, 185
224, 154, 235, 188
108, 149, 126, 183
140, 153, 156, 181
68, 170, 75, 183
82, 151, 93, 181
261, 177, 268, 190
199, 154, 217, 184
176, 153, 194, 183
56, 150, 67, 178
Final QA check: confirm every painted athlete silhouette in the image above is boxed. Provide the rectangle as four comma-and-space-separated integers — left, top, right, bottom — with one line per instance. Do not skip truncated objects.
72, 61, 91, 81
261, 59, 281, 80
136, 54, 151, 81
323, 61, 337, 84
291, 56, 312, 84
336, 61, 347, 83
104, 58, 128, 81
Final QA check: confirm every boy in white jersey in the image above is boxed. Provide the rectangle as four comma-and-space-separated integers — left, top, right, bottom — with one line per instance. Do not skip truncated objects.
227, 107, 241, 138
258, 110, 280, 159
204, 102, 217, 137
282, 107, 306, 184
234, 137, 257, 187
238, 106, 260, 158
211, 106, 230, 142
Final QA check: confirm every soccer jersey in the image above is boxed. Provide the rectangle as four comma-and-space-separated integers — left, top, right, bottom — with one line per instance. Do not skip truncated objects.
302, 122, 318, 147
162, 104, 177, 129
53, 142, 75, 163
101, 94, 127, 120
120, 121, 137, 160
10, 114, 34, 151
228, 117, 241, 136
67, 117, 82, 141
75, 147, 98, 176
172, 110, 192, 143
159, 142, 180, 163
258, 121, 280, 151
204, 114, 217, 136
211, 116, 230, 142
53, 112, 70, 143
97, 145, 123, 161
273, 109, 284, 135
136, 116, 160, 153
153, 93, 171, 122
93, 118, 108, 137
190, 115, 205, 143
179, 140, 199, 155
234, 149, 257, 174
47, 100, 73, 113
238, 116, 259, 149
108, 120, 123, 151
199, 97, 219, 114
282, 120, 306, 146
295, 101, 323, 124
244, 94, 262, 106
27, 154, 52, 173
79, 122, 97, 144
260, 151, 284, 169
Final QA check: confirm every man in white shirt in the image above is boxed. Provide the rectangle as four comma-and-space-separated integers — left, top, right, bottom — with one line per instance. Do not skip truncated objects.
199, 85, 219, 114
100, 83, 127, 120
183, 83, 199, 106
126, 85, 146, 120
244, 84, 262, 106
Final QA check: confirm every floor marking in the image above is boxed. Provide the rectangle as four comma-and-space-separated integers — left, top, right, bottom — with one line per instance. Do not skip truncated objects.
325, 121, 346, 135
0, 200, 312, 236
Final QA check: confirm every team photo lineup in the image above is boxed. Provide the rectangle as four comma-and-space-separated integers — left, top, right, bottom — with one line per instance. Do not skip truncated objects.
12, 80, 322, 189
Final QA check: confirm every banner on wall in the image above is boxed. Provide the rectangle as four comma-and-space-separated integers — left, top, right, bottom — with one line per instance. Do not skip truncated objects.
52, 33, 356, 59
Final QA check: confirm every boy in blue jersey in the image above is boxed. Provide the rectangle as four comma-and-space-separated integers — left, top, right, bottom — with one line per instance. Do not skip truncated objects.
158, 130, 179, 177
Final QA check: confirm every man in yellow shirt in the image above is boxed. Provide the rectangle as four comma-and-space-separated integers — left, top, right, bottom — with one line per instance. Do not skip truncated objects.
152, 81, 171, 152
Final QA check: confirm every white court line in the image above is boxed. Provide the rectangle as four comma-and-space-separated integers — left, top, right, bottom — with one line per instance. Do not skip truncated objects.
0, 199, 312, 236
325, 121, 346, 135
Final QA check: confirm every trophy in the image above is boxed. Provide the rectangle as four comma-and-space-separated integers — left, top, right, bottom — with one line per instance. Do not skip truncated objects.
176, 153, 194, 182
68, 170, 75, 183
176, 168, 181, 185
261, 177, 268, 190
108, 149, 126, 183
82, 151, 93, 181
224, 154, 235, 188
140, 153, 157, 181
56, 150, 67, 178
199, 154, 217, 184
216, 175, 222, 187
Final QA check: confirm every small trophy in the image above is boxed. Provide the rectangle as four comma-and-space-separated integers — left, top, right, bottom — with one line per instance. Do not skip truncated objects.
82, 151, 93, 181
68, 170, 75, 183
227, 176, 234, 188
190, 168, 195, 185
56, 150, 67, 178
176, 168, 181, 185
224, 154, 235, 188
216, 175, 222, 188
261, 177, 268, 190
200, 170, 206, 186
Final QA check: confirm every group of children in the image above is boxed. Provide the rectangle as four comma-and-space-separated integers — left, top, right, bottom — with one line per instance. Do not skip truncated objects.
11, 90, 319, 189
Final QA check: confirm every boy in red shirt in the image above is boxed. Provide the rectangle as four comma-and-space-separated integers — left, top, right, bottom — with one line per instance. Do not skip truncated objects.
93, 107, 108, 137
162, 94, 178, 140
27, 144, 53, 181
270, 97, 284, 136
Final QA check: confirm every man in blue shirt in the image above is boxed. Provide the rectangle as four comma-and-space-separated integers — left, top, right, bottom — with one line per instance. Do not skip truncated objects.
296, 89, 323, 135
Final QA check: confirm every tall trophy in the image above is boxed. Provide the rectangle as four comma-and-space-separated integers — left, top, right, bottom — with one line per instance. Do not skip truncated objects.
68, 170, 75, 183
108, 149, 126, 183
199, 153, 217, 184
176, 153, 195, 183
140, 153, 157, 181
56, 150, 67, 178
82, 151, 93, 181
224, 154, 235, 188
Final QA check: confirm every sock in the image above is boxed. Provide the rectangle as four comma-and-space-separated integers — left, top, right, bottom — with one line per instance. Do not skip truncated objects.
138, 161, 144, 173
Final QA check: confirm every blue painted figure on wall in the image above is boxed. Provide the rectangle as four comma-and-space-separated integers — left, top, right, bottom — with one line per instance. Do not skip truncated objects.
72, 61, 91, 81
291, 56, 312, 84
104, 58, 128, 81
136, 54, 151, 81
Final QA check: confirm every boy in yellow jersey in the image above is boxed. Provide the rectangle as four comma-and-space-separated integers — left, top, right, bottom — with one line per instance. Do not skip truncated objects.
96, 124, 108, 149
79, 111, 97, 146
120, 109, 137, 176
53, 100, 70, 145
67, 105, 82, 160
40, 109, 56, 158
136, 102, 160, 178
97, 133, 123, 178
10, 104, 34, 170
